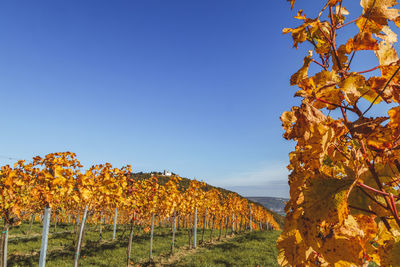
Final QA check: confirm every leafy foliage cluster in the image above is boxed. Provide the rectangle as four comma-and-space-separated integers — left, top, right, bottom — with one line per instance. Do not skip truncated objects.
279, 0, 400, 265
131, 172, 284, 229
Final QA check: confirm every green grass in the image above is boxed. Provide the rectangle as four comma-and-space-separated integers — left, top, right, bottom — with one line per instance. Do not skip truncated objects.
169, 230, 281, 267
7, 221, 254, 266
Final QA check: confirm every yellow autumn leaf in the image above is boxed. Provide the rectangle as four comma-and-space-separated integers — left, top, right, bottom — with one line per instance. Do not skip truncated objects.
290, 53, 312, 86
388, 106, 400, 137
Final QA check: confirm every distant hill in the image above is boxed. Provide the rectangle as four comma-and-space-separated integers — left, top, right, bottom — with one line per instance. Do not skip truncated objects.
130, 172, 239, 198
247, 197, 288, 216
130, 172, 285, 228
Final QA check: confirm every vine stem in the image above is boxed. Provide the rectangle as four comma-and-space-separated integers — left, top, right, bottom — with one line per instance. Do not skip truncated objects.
360, 140, 370, 160
349, 205, 377, 215
389, 193, 399, 219
358, 186, 388, 209
337, 17, 361, 29
363, 64, 400, 116
357, 65, 380, 74
306, 26, 328, 70
311, 59, 326, 69
346, 0, 377, 71
330, 143, 350, 160
357, 182, 400, 199
315, 97, 355, 112
365, 161, 400, 227
329, 5, 343, 72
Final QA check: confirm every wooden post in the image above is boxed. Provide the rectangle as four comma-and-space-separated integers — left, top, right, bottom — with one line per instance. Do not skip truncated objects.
249, 205, 253, 232
149, 213, 155, 260
201, 208, 207, 244
39, 205, 51, 267
74, 212, 80, 235
99, 214, 103, 240
3, 225, 8, 267
193, 208, 197, 248
28, 214, 35, 234
1, 221, 9, 267
54, 213, 58, 233
126, 214, 135, 267
224, 217, 228, 238
218, 219, 222, 241
232, 213, 235, 235
171, 211, 177, 254
187, 215, 192, 249
74, 205, 88, 267
112, 208, 118, 240
209, 216, 214, 242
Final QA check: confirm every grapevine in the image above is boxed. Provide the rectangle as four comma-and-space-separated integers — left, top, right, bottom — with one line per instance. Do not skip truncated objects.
279, 0, 400, 265
0, 152, 278, 266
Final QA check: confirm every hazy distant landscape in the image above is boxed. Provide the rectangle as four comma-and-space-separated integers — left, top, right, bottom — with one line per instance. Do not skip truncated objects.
247, 197, 288, 215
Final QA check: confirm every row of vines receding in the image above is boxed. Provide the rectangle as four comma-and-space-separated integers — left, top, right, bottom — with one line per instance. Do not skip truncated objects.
0, 152, 278, 266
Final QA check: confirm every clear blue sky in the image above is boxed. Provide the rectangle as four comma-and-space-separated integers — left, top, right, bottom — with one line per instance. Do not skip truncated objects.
0, 1, 388, 197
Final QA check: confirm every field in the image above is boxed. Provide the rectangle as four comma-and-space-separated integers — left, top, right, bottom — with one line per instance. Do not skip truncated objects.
170, 230, 280, 267
5, 221, 280, 266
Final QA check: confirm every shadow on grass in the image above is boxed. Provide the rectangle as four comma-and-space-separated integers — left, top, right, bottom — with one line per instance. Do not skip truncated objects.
209, 242, 240, 252
9, 247, 74, 267
9, 231, 75, 245
8, 227, 220, 266
214, 259, 233, 265
8, 229, 179, 266
233, 232, 267, 243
